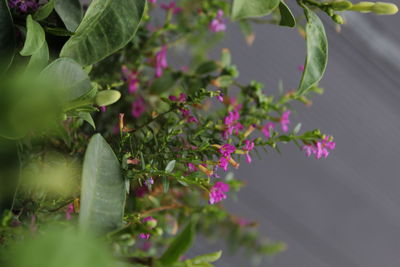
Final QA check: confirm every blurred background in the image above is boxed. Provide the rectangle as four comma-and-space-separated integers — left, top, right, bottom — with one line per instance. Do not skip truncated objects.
193, 10, 400, 267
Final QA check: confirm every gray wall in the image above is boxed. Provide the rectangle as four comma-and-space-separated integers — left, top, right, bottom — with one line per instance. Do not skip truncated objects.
196, 11, 400, 267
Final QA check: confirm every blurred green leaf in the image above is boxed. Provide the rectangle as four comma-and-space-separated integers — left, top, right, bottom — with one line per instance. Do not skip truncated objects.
20, 15, 45, 56
191, 250, 222, 264
232, 0, 280, 20
297, 6, 328, 95
159, 220, 197, 265
279, 1, 296, 27
150, 70, 180, 93
41, 58, 92, 101
196, 61, 219, 75
60, 0, 145, 65
2, 228, 127, 267
0, 0, 15, 73
54, 0, 83, 32
165, 160, 176, 173
78, 112, 95, 129
26, 40, 49, 70
80, 134, 126, 233
33, 0, 55, 21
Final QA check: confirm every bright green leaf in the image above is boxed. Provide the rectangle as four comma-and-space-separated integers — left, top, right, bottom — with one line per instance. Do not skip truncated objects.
60, 0, 146, 66
297, 6, 328, 95
163, 177, 169, 193
78, 112, 95, 129
20, 15, 46, 56
159, 220, 197, 265
279, 1, 296, 27
26, 41, 49, 70
41, 58, 92, 101
80, 134, 126, 233
54, 0, 83, 32
165, 160, 176, 173
196, 61, 219, 75
33, 0, 55, 21
0, 0, 16, 73
231, 0, 280, 20
191, 251, 222, 264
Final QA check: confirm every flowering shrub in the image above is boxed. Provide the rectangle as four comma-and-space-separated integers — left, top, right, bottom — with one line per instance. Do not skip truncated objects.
0, 0, 397, 266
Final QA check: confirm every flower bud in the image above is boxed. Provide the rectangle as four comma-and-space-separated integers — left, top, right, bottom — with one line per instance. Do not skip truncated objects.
332, 14, 345, 24
331, 1, 353, 11
371, 2, 398, 15
348, 2, 375, 12
154, 227, 163, 236
94, 90, 121, 106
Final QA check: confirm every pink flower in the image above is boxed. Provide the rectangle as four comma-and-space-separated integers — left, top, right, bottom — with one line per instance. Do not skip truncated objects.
262, 122, 275, 138
280, 110, 291, 133
216, 92, 224, 102
209, 10, 226, 33
219, 157, 229, 171
65, 203, 74, 220
243, 140, 255, 163
155, 46, 168, 78
209, 181, 229, 204
219, 144, 235, 157
148, 0, 156, 3
179, 108, 198, 123
169, 93, 187, 102
139, 233, 151, 240
188, 163, 198, 172
298, 65, 305, 72
302, 136, 336, 159
143, 216, 156, 224
131, 97, 146, 118
144, 177, 154, 186
223, 110, 243, 139
100, 106, 107, 112
122, 66, 140, 94
161, 1, 182, 14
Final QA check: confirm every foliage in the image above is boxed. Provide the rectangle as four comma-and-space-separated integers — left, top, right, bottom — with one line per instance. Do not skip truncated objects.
0, 0, 397, 266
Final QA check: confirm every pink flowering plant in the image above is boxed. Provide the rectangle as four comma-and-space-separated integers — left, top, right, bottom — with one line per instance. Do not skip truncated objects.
0, 0, 398, 266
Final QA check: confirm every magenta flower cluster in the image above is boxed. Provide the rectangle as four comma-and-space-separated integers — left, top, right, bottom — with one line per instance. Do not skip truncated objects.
208, 181, 229, 205
8, 0, 38, 13
302, 136, 336, 159
209, 10, 226, 33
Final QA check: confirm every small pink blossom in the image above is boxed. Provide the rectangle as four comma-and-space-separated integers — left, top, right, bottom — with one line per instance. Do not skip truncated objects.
148, 0, 156, 3
209, 10, 226, 33
262, 122, 275, 138
216, 92, 224, 102
143, 216, 156, 223
161, 1, 182, 14
243, 140, 255, 163
223, 110, 243, 139
131, 97, 146, 118
280, 110, 291, 133
169, 93, 187, 102
188, 163, 198, 172
155, 46, 168, 78
179, 108, 198, 123
122, 66, 140, 94
139, 233, 151, 240
8, 0, 38, 13
144, 177, 154, 186
100, 106, 107, 112
65, 203, 74, 220
219, 157, 229, 171
302, 136, 336, 159
209, 181, 229, 204
298, 65, 305, 72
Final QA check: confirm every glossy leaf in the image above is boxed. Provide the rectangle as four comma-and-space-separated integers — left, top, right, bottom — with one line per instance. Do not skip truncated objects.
231, 0, 280, 20
279, 1, 296, 27
41, 58, 92, 101
33, 0, 55, 21
54, 0, 83, 32
27, 41, 49, 70
60, 0, 146, 66
78, 112, 95, 129
80, 134, 126, 233
159, 220, 196, 265
297, 6, 328, 95
165, 160, 176, 173
0, 0, 15, 73
20, 15, 46, 56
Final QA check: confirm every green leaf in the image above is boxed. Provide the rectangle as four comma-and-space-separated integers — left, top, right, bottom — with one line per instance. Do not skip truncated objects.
33, 0, 55, 21
150, 70, 180, 93
78, 112, 95, 129
191, 251, 222, 264
26, 41, 49, 70
41, 58, 92, 101
165, 160, 176, 173
297, 6, 328, 95
159, 220, 197, 265
279, 1, 296, 27
60, 0, 146, 66
162, 176, 169, 193
20, 15, 46, 56
231, 0, 280, 20
80, 134, 126, 233
54, 0, 83, 32
195, 61, 219, 75
0, 0, 16, 73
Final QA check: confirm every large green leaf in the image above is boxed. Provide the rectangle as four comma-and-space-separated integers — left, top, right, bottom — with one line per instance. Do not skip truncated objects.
60, 0, 146, 66
20, 15, 46, 56
33, 0, 55, 21
231, 0, 280, 20
41, 58, 92, 101
54, 0, 83, 32
80, 134, 126, 233
279, 1, 296, 27
0, 0, 15, 73
27, 41, 49, 70
297, 6, 328, 95
159, 220, 197, 265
